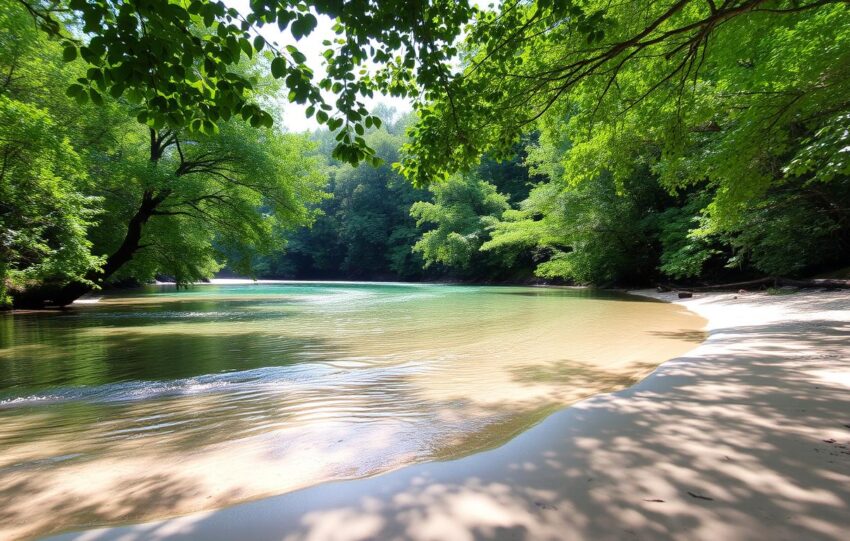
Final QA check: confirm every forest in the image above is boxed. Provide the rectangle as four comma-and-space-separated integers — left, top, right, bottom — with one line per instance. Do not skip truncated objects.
2, 0, 850, 307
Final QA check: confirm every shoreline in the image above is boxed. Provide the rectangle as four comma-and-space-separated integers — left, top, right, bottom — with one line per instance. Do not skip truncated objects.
2, 285, 701, 541
45, 289, 850, 540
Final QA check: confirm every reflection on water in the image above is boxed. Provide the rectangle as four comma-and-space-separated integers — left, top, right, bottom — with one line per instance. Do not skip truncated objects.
0, 282, 705, 540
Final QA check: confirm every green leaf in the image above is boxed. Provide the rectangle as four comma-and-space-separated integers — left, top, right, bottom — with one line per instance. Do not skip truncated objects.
240, 38, 253, 58
63, 45, 77, 62
65, 84, 84, 98
291, 14, 318, 40
89, 88, 103, 105
109, 83, 125, 98
271, 57, 286, 78
286, 45, 307, 64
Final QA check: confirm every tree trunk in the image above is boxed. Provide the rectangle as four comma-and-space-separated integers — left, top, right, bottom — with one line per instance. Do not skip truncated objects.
12, 190, 165, 308
96, 191, 161, 282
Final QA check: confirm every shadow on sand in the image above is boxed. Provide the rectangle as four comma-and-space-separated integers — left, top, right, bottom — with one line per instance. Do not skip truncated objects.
42, 295, 850, 540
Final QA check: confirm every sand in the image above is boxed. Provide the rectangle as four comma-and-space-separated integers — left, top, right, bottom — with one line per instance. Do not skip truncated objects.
43, 289, 850, 540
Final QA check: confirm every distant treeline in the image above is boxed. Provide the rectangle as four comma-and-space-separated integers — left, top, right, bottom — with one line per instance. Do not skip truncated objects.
252, 111, 539, 283
256, 108, 850, 286
4, 0, 850, 308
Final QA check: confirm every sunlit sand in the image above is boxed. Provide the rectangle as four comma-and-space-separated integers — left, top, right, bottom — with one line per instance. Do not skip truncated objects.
41, 289, 850, 541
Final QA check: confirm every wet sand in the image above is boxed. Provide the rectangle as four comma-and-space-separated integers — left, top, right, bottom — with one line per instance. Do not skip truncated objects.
44, 289, 850, 541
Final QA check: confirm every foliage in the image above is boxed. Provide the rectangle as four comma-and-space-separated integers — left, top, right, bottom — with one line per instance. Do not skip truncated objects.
410, 173, 509, 270
655, 196, 721, 280
482, 168, 666, 285
0, 3, 103, 304
726, 179, 850, 276
401, 0, 850, 183
1, 1, 326, 306
255, 115, 434, 280
87, 120, 325, 285
402, 0, 850, 282
257, 118, 535, 282
18, 0, 478, 165
6, 0, 850, 300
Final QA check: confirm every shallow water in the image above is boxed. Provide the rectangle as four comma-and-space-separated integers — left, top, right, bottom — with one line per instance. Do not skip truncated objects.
0, 282, 705, 539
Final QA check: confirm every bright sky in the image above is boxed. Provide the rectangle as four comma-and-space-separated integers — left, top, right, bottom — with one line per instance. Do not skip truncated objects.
227, 0, 494, 133
228, 0, 413, 133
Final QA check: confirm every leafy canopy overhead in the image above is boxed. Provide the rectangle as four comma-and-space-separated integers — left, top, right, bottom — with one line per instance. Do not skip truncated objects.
18, 0, 476, 165
400, 0, 850, 185
396, 0, 850, 279
18, 0, 849, 178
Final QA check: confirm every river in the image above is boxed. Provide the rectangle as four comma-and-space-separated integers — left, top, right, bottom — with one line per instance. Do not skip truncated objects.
0, 281, 706, 540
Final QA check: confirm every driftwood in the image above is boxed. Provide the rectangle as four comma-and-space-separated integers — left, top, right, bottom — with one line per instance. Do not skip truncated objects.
661, 277, 850, 293
687, 491, 715, 501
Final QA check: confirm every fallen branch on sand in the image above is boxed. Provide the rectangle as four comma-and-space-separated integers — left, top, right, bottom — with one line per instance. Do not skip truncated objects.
660, 277, 850, 293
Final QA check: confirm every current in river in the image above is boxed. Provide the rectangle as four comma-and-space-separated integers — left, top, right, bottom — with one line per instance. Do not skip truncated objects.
0, 282, 705, 540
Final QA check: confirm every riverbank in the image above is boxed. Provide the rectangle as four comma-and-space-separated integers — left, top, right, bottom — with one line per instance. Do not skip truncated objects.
0, 285, 702, 540
44, 289, 850, 540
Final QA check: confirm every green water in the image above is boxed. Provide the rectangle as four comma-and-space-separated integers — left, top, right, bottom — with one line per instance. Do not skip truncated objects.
0, 281, 705, 539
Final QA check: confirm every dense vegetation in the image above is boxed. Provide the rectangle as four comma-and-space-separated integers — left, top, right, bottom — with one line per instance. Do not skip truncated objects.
255, 114, 536, 282
1, 2, 325, 306
403, 0, 850, 284
2, 0, 849, 307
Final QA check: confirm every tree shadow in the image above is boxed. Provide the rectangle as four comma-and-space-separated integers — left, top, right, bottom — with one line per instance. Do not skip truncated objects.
1, 470, 227, 540
648, 329, 707, 343
0, 322, 334, 392
41, 294, 850, 540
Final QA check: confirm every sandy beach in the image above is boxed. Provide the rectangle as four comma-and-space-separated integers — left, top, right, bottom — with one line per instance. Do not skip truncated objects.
43, 289, 850, 540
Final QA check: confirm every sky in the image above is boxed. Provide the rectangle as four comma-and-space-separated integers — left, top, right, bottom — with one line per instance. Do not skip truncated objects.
228, 0, 414, 133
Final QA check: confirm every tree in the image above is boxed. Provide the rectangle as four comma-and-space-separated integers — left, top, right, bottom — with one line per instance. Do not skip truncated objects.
17, 0, 478, 165
403, 0, 850, 282
16, 118, 326, 307
481, 140, 669, 285
2, 2, 326, 307
410, 173, 511, 276
8, 0, 850, 295
256, 117, 433, 281
258, 121, 538, 282
401, 0, 850, 184
1, 2, 104, 306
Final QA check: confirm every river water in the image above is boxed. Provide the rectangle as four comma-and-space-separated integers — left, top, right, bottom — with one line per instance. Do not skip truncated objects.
0, 281, 705, 539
